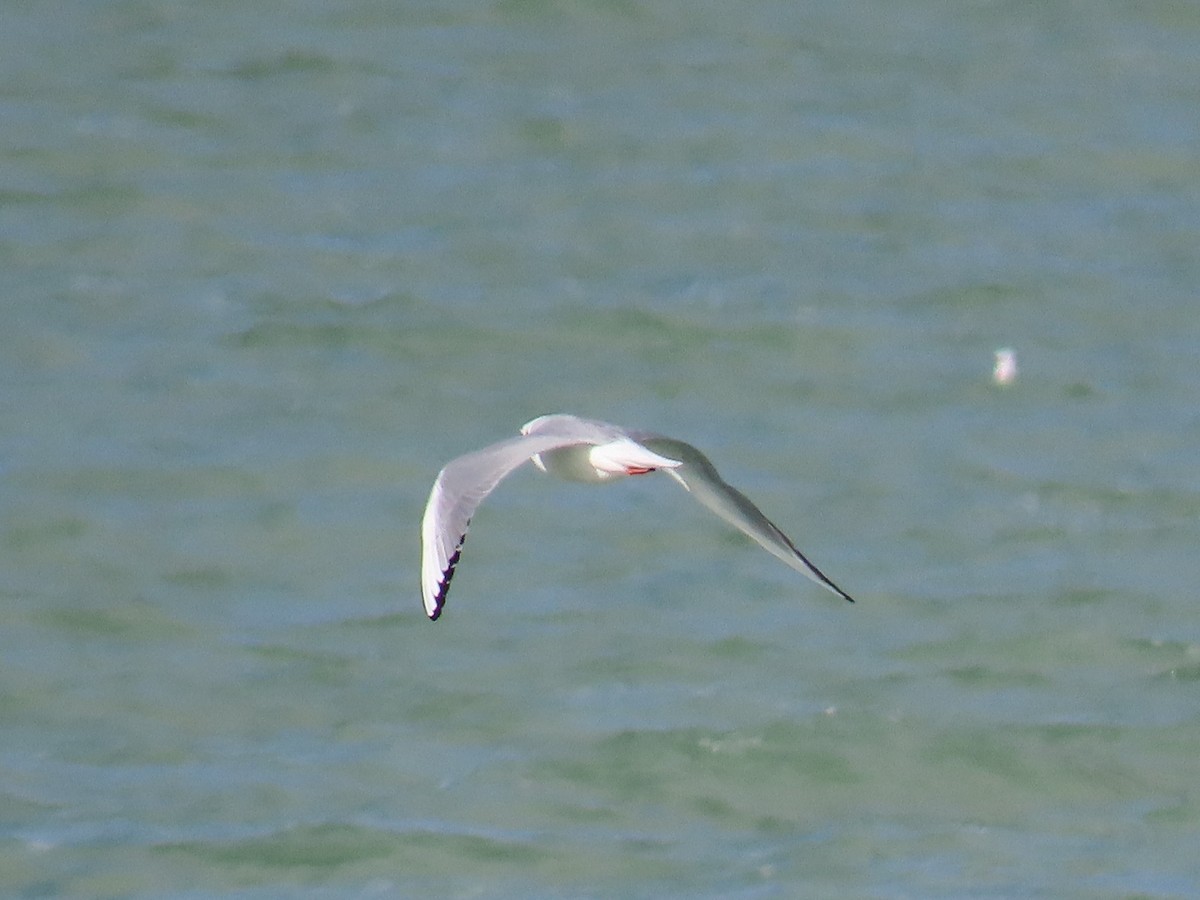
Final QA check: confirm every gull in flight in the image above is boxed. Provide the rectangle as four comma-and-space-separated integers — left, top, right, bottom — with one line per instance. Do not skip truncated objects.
420, 414, 855, 620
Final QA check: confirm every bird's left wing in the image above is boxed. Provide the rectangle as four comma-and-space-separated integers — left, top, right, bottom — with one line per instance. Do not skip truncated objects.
637, 436, 855, 603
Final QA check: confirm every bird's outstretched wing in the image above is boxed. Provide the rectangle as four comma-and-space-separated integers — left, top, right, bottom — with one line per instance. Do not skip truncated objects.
421, 418, 621, 620
637, 436, 855, 603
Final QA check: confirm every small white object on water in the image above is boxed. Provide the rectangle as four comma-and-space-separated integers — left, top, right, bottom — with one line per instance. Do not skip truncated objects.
993, 348, 1018, 385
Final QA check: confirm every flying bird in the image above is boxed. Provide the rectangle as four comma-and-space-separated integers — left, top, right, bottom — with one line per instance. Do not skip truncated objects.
420, 414, 854, 620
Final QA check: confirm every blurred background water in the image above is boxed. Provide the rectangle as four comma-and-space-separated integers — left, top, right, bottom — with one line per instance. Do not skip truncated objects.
3, 1, 1200, 897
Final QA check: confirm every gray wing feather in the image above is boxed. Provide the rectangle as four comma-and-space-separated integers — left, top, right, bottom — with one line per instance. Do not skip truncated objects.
420, 424, 616, 620
637, 436, 855, 603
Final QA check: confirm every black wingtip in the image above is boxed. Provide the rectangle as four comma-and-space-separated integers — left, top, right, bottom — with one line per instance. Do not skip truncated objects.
819, 576, 855, 604
425, 536, 465, 622
829, 580, 855, 603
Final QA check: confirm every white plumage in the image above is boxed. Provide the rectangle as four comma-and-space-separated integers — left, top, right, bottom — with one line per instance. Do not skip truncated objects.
419, 414, 854, 620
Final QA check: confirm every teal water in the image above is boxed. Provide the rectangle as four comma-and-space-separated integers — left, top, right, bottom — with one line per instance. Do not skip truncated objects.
3, 2, 1200, 897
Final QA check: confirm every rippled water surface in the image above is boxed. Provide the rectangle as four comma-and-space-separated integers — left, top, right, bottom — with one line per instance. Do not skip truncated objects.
3, 2, 1200, 897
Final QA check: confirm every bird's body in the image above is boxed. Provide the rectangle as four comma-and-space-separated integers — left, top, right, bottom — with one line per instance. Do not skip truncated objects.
419, 414, 854, 620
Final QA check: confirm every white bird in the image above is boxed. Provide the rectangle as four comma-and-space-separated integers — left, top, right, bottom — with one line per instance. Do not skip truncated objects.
993, 347, 1018, 385
420, 414, 855, 620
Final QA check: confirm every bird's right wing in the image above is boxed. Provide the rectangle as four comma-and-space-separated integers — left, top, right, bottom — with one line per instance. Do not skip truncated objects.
421, 430, 602, 620
637, 436, 855, 603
